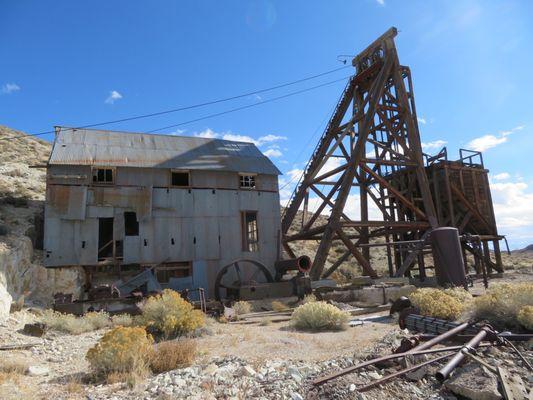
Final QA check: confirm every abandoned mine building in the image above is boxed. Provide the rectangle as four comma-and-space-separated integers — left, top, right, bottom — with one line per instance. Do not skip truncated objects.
43, 127, 282, 298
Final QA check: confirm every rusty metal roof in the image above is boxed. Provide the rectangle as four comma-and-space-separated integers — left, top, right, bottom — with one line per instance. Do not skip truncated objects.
49, 127, 281, 175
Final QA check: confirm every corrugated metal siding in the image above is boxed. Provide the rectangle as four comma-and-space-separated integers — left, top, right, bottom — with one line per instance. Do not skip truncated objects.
49, 127, 281, 175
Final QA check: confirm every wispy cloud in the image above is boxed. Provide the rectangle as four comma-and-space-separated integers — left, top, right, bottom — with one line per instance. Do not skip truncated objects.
105, 90, 123, 104
263, 148, 283, 158
421, 139, 447, 151
1, 83, 20, 94
193, 129, 287, 146
492, 172, 510, 181
417, 117, 427, 125
169, 128, 187, 136
466, 125, 523, 152
375, 0, 385, 5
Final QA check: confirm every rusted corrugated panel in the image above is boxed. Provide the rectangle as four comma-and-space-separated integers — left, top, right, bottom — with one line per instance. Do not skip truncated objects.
90, 186, 151, 220
47, 185, 87, 220
49, 127, 281, 175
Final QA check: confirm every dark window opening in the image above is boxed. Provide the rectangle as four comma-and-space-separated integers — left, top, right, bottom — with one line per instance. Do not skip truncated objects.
155, 262, 192, 283
239, 174, 256, 189
124, 212, 139, 236
171, 171, 190, 187
242, 211, 259, 252
98, 217, 114, 260
93, 168, 114, 184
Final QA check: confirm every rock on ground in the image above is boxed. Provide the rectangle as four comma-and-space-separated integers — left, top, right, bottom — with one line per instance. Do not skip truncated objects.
444, 364, 501, 400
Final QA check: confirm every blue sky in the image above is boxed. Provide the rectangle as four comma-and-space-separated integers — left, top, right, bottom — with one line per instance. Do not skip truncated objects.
1, 0, 533, 248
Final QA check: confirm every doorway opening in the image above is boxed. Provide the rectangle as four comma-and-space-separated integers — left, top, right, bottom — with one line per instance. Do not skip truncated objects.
98, 217, 114, 260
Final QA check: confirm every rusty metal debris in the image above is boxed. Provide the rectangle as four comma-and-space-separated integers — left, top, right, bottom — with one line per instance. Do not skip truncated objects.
357, 353, 454, 392
435, 325, 498, 381
313, 311, 531, 393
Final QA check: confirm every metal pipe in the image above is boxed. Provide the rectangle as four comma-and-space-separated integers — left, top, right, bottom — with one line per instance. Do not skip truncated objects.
312, 343, 487, 386
408, 321, 472, 353
274, 256, 312, 273
358, 353, 454, 392
435, 326, 492, 381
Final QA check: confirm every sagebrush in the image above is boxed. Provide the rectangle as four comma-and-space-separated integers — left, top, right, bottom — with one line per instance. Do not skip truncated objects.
409, 287, 472, 320
466, 282, 533, 330
271, 300, 289, 312
517, 305, 533, 330
40, 310, 110, 334
137, 289, 204, 338
86, 326, 153, 380
232, 301, 252, 315
149, 340, 197, 373
291, 301, 349, 331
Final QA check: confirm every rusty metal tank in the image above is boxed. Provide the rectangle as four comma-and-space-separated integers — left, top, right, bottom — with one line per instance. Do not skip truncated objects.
431, 227, 467, 288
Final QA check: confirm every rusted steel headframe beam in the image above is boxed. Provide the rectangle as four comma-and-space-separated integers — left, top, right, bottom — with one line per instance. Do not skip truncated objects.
281, 27, 438, 281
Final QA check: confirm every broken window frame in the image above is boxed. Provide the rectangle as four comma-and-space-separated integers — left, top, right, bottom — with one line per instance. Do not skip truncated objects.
239, 173, 257, 189
242, 210, 259, 252
170, 170, 191, 188
92, 167, 115, 185
155, 262, 192, 283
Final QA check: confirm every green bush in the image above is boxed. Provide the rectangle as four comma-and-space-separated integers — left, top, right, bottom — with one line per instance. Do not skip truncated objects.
291, 301, 349, 332
137, 289, 204, 339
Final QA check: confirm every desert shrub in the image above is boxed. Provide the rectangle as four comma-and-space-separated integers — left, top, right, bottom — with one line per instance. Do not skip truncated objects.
467, 283, 533, 330
260, 318, 272, 326
232, 301, 252, 315
149, 339, 196, 374
302, 294, 317, 304
291, 301, 349, 332
86, 326, 153, 380
0, 357, 29, 375
84, 311, 111, 330
137, 289, 205, 339
111, 314, 133, 327
40, 310, 111, 334
271, 300, 289, 312
517, 305, 533, 330
410, 288, 472, 320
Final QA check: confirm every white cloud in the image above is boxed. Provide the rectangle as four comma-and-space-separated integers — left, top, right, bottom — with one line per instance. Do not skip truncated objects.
492, 172, 510, 181
375, 0, 385, 5
467, 134, 507, 152
258, 134, 287, 144
2, 83, 20, 94
222, 133, 259, 145
194, 128, 219, 139
490, 180, 533, 248
191, 129, 287, 147
263, 148, 283, 158
417, 117, 426, 125
421, 140, 447, 151
170, 129, 186, 136
105, 90, 123, 104
466, 125, 524, 152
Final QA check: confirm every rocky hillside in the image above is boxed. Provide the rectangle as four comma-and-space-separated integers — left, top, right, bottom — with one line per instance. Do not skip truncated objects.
0, 126, 83, 322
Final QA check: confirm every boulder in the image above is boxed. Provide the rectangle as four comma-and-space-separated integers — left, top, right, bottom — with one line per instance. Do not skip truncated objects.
23, 322, 46, 337
0, 281, 12, 323
444, 364, 501, 400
